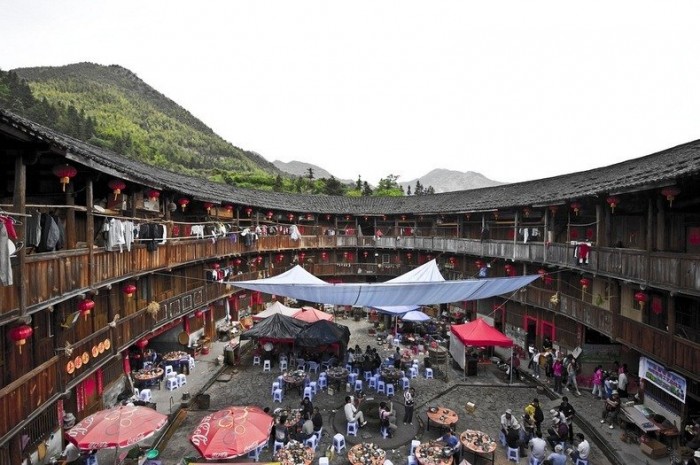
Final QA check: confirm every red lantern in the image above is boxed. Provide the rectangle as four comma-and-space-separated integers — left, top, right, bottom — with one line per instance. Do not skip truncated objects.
634, 291, 649, 310
225, 204, 234, 213
194, 309, 204, 318
212, 263, 220, 270
257, 255, 263, 264
523, 207, 531, 218
78, 298, 95, 320
345, 215, 351, 221
177, 197, 190, 211
306, 213, 314, 220
9, 325, 33, 354
570, 202, 582, 216
135, 338, 149, 350
363, 251, 369, 258
288, 213, 295, 221
245, 207, 253, 217
651, 296, 663, 315
544, 275, 553, 287
52, 164, 78, 192
325, 214, 331, 221
277, 253, 284, 263
203, 202, 214, 213
145, 189, 160, 202
449, 257, 457, 266
321, 251, 328, 260
606, 196, 620, 213
475, 260, 484, 269
579, 278, 590, 289
538, 268, 547, 278
406, 252, 412, 260
504, 264, 515, 277
267, 211, 274, 220
233, 258, 242, 266
107, 179, 126, 200
549, 205, 559, 216
661, 187, 681, 207
122, 283, 137, 298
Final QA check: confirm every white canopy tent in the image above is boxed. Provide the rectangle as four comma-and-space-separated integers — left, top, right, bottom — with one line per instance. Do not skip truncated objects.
252, 301, 298, 321
230, 260, 539, 306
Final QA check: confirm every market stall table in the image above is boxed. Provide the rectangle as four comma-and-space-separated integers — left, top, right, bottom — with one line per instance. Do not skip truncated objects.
459, 430, 497, 465
348, 443, 386, 465
426, 407, 459, 431
414, 441, 455, 465
275, 440, 315, 465
132, 368, 164, 389
282, 370, 308, 395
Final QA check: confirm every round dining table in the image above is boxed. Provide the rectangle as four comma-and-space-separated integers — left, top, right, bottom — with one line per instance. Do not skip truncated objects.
275, 439, 315, 465
426, 407, 459, 431
459, 429, 497, 465
132, 367, 164, 388
414, 441, 454, 465
282, 370, 308, 395
380, 366, 403, 385
326, 366, 349, 390
162, 351, 190, 373
348, 443, 386, 465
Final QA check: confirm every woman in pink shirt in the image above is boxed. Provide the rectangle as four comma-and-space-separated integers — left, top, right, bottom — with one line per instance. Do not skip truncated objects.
552, 358, 564, 394
591, 365, 604, 400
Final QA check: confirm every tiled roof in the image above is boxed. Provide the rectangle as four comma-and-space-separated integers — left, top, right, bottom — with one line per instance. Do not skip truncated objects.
2, 107, 699, 215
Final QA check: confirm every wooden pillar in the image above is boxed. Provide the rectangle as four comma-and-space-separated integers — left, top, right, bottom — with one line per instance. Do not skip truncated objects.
646, 197, 654, 252
655, 197, 666, 252
666, 295, 676, 336
513, 211, 518, 261
86, 180, 95, 288
610, 280, 622, 341
13, 154, 27, 315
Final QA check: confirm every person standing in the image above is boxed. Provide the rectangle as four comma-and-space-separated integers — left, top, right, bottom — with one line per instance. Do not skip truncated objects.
525, 398, 544, 434
601, 390, 621, 428
565, 357, 581, 396
403, 387, 415, 425
552, 358, 563, 394
617, 365, 629, 398
591, 365, 604, 399
559, 396, 576, 442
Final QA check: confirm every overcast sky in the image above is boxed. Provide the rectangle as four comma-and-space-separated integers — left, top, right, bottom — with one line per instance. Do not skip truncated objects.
2, 1, 700, 185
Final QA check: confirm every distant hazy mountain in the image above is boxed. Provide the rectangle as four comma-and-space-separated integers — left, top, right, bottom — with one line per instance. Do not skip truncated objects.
399, 169, 504, 193
273, 160, 354, 185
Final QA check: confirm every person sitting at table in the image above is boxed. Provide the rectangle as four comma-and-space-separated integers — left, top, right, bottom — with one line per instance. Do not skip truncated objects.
301, 397, 314, 418
273, 416, 290, 445
312, 407, 323, 432
344, 396, 367, 427
297, 412, 316, 441
568, 433, 590, 463
506, 422, 521, 450
528, 431, 547, 462
685, 418, 700, 451
500, 409, 520, 435
601, 390, 621, 429
546, 417, 568, 449
379, 402, 398, 438
546, 443, 567, 465
441, 428, 461, 464
521, 413, 536, 443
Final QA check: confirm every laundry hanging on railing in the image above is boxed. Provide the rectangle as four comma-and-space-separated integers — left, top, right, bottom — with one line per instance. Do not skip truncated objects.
573, 241, 592, 265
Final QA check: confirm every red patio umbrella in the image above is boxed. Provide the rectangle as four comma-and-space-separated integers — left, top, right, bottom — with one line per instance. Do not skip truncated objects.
292, 307, 334, 323
67, 405, 168, 450
189, 406, 274, 460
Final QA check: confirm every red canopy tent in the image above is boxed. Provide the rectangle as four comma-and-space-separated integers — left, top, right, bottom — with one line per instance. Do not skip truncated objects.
449, 318, 513, 380
292, 307, 334, 323
450, 318, 513, 347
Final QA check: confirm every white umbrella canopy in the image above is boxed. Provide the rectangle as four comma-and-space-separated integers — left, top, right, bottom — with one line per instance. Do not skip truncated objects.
401, 310, 432, 322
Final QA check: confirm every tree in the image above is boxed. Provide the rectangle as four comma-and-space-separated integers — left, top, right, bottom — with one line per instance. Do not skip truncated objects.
355, 176, 363, 191
307, 167, 315, 180
375, 174, 404, 197
323, 176, 346, 196
362, 181, 373, 196
273, 174, 283, 192
426, 186, 435, 194
407, 185, 412, 195
414, 180, 424, 195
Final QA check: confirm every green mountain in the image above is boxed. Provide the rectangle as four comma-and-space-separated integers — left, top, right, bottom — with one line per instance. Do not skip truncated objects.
10, 62, 281, 182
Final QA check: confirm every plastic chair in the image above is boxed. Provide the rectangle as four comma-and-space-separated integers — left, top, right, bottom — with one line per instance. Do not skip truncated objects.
314, 426, 323, 438
164, 365, 175, 378
279, 359, 288, 371
276, 375, 285, 389
304, 434, 319, 451
317, 376, 327, 390
408, 367, 418, 379
273, 388, 283, 403
263, 360, 271, 372
307, 361, 320, 373
165, 377, 179, 391
347, 421, 358, 436
348, 373, 358, 385
139, 389, 152, 402
271, 381, 280, 396
364, 371, 373, 381
273, 440, 286, 453
303, 386, 314, 401
401, 377, 410, 390
188, 356, 195, 371
507, 447, 520, 462
333, 433, 346, 453
368, 375, 378, 390
253, 355, 261, 366
354, 380, 363, 393
407, 457, 418, 465
410, 440, 420, 457
319, 457, 329, 465
498, 431, 507, 447
528, 457, 542, 465
248, 444, 264, 461
377, 380, 386, 394
309, 381, 318, 395
575, 459, 589, 465
425, 368, 434, 379
176, 373, 187, 387
386, 383, 395, 397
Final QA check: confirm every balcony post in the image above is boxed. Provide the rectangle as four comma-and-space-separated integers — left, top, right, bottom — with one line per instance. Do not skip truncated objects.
86, 179, 95, 288
14, 154, 27, 315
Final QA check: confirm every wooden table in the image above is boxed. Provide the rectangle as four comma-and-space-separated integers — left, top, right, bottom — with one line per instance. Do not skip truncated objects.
348, 443, 386, 465
282, 370, 307, 395
380, 367, 403, 385
326, 367, 349, 390
459, 430, 497, 465
275, 439, 315, 465
426, 407, 459, 431
414, 442, 454, 465
621, 405, 660, 433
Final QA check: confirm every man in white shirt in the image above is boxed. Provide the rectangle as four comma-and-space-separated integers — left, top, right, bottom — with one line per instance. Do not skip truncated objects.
568, 433, 590, 462
344, 396, 367, 427
500, 409, 519, 433
528, 431, 547, 461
